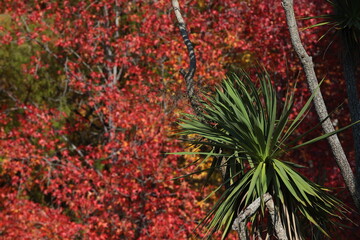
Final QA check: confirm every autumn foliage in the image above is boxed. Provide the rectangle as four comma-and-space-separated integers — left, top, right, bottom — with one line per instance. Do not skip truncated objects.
0, 0, 357, 239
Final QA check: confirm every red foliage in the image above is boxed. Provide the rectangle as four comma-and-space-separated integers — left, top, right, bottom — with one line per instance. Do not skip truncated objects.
0, 0, 357, 239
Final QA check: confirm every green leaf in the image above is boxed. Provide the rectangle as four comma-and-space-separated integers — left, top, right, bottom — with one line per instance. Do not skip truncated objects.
174, 69, 349, 239
245, 162, 263, 205
291, 119, 360, 150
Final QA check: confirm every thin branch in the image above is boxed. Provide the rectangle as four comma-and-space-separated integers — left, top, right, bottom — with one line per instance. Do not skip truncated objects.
21, 16, 58, 59
171, 0, 202, 117
282, 0, 360, 209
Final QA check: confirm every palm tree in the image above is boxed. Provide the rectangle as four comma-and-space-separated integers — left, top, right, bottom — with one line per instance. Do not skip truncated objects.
177, 70, 352, 239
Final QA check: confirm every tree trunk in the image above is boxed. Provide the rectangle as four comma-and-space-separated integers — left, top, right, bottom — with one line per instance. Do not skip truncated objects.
281, 0, 360, 209
232, 193, 288, 240
342, 46, 360, 207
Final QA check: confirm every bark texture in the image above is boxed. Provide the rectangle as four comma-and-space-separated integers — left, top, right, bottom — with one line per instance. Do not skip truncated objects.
232, 193, 288, 240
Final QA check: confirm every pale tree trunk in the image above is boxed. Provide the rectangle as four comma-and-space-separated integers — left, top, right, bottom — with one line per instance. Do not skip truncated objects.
281, 0, 360, 209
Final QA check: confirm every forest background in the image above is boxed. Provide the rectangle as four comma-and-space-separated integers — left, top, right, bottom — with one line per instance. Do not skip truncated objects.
0, 0, 358, 239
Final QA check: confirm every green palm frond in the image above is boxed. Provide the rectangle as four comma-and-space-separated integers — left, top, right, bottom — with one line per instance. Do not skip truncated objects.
176, 70, 354, 239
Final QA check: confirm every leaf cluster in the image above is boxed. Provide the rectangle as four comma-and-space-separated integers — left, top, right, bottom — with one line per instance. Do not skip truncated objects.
304, 0, 360, 58
177, 70, 352, 239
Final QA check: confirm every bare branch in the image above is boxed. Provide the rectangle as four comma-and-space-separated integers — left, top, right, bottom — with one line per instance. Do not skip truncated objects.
171, 0, 201, 117
282, 0, 360, 209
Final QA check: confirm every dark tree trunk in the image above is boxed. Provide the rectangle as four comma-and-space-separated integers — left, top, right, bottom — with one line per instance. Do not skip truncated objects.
343, 45, 360, 205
